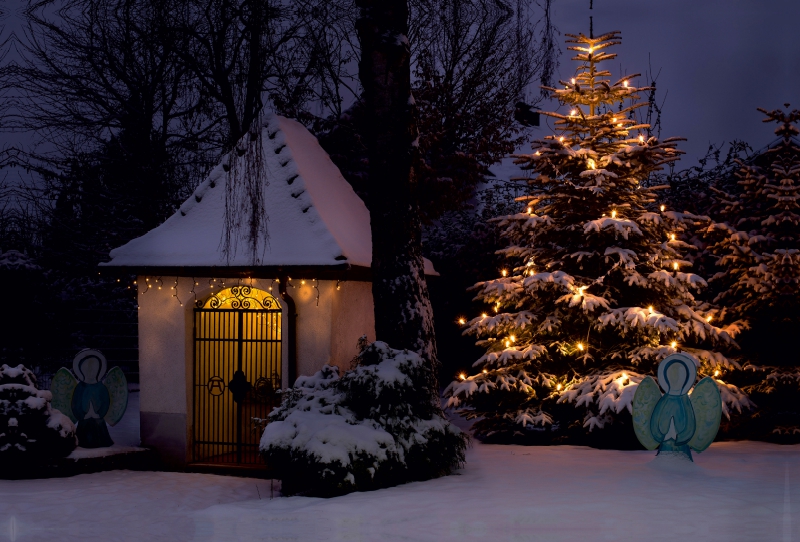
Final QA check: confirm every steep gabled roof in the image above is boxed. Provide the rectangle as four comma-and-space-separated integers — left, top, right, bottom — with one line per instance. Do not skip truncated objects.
101, 115, 435, 275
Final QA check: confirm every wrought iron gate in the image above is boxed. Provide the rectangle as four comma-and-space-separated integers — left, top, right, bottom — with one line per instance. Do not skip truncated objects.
192, 286, 281, 465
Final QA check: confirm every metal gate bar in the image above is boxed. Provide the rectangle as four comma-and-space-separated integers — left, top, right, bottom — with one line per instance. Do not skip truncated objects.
192, 301, 281, 465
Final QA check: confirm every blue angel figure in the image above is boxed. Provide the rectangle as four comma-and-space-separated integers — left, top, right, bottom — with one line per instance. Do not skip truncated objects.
632, 353, 722, 461
51, 349, 128, 448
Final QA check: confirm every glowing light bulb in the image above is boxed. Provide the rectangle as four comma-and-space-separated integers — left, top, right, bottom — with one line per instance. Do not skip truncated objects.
510, 335, 516, 342
660, 205, 666, 212
611, 210, 617, 218
714, 370, 720, 377
459, 373, 466, 381
587, 159, 596, 170
648, 306, 654, 313
570, 78, 575, 84
670, 341, 677, 349
501, 269, 508, 277
577, 342, 585, 351
505, 340, 510, 348
706, 315, 713, 323
623, 80, 628, 87
556, 383, 563, 390
672, 262, 679, 271
621, 372, 628, 380
483, 369, 488, 374
570, 109, 577, 116
670, 233, 676, 241
458, 318, 466, 325
559, 136, 565, 142
535, 151, 541, 156
527, 207, 533, 214
301, 280, 306, 285
612, 117, 617, 122
639, 135, 644, 142
481, 313, 488, 319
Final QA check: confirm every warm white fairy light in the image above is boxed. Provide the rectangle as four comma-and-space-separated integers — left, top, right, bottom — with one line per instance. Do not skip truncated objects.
458, 317, 466, 325
623, 80, 628, 87
714, 370, 720, 377
660, 204, 666, 212
501, 269, 508, 277
648, 305, 654, 314
670, 341, 677, 349
481, 313, 488, 319
706, 315, 713, 323
672, 262, 679, 271
669, 233, 676, 241
577, 342, 585, 351
483, 369, 488, 374
570, 78, 575, 84
459, 373, 467, 381
556, 383, 563, 391
611, 210, 617, 218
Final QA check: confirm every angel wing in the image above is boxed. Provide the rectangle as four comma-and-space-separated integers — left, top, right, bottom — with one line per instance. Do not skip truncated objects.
688, 376, 722, 452
50, 367, 78, 423
102, 366, 128, 426
632, 376, 661, 450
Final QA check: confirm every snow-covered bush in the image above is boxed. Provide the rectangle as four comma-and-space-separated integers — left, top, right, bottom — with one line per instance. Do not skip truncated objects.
0, 364, 76, 466
260, 342, 467, 496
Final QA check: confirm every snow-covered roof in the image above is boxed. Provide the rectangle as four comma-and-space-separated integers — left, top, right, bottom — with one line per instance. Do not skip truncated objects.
101, 115, 436, 276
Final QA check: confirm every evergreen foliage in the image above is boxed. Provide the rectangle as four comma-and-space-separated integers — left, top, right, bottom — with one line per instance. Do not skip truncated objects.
445, 31, 748, 444
261, 342, 467, 496
0, 364, 76, 465
700, 107, 800, 440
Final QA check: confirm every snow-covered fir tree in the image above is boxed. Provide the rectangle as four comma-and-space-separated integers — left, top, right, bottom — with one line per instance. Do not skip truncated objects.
702, 106, 800, 439
0, 364, 76, 466
445, 31, 747, 442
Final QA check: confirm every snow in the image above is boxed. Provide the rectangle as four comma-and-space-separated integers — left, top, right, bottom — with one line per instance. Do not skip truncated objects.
1, 438, 796, 541
101, 115, 437, 274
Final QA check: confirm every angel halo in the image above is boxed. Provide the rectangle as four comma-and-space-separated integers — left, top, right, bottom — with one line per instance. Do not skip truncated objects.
51, 349, 128, 448
632, 353, 722, 461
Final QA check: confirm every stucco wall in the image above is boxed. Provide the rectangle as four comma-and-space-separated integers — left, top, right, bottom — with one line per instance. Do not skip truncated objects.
330, 280, 375, 373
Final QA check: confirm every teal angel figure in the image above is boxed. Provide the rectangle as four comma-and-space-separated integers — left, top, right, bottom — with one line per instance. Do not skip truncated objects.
50, 349, 128, 448
632, 353, 722, 461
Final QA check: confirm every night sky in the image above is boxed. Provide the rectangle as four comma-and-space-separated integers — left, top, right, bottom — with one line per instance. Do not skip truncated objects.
543, 0, 800, 164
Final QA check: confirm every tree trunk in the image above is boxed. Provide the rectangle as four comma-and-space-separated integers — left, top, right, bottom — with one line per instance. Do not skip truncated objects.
355, 0, 439, 388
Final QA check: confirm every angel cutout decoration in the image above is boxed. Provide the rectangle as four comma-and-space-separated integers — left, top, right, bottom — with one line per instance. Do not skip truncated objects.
50, 349, 128, 448
632, 353, 722, 461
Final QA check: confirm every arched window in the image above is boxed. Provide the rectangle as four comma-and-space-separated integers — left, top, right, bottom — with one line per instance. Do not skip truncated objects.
192, 285, 282, 466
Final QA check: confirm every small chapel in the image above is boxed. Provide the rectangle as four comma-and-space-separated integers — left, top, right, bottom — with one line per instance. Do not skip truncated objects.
101, 114, 436, 469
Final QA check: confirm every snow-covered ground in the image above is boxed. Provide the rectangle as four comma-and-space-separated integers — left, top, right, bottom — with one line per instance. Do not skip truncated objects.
1, 437, 796, 541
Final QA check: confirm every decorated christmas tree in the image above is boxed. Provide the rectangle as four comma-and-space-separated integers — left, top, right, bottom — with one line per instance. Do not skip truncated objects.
445, 31, 748, 443
702, 106, 800, 439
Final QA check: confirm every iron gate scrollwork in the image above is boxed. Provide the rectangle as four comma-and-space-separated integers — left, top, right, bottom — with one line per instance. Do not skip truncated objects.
193, 286, 282, 465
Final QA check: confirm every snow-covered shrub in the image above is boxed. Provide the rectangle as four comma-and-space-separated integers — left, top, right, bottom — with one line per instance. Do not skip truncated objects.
260, 342, 467, 496
0, 364, 76, 466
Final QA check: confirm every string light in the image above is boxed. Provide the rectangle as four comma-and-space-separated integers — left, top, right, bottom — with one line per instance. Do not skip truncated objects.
570, 78, 575, 84
639, 135, 644, 143
669, 233, 676, 241
706, 315, 713, 322
611, 210, 617, 218
714, 370, 720, 377
672, 262, 679, 271
481, 313, 488, 319
501, 269, 508, 277
556, 383, 563, 391
459, 373, 467, 381
510, 335, 516, 342
648, 306, 654, 314
670, 341, 677, 349
505, 340, 511, 348
458, 317, 466, 325
577, 342, 585, 351
570, 109, 577, 116
623, 80, 628, 87
587, 158, 596, 170
483, 369, 488, 374
660, 204, 666, 212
